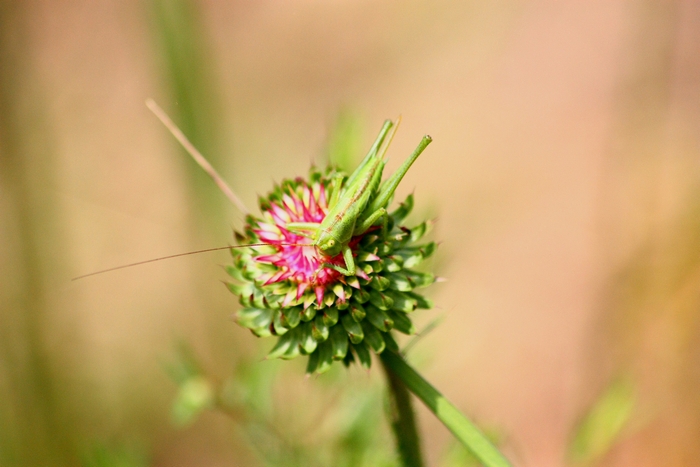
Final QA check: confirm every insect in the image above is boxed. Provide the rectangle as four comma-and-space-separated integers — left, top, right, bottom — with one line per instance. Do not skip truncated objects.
285, 120, 432, 276
73, 101, 431, 280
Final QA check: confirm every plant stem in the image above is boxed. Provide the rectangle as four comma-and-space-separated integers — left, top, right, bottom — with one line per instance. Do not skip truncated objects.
380, 350, 513, 467
380, 354, 425, 467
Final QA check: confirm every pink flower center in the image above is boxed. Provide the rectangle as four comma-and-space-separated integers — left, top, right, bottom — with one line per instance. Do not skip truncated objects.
252, 183, 345, 289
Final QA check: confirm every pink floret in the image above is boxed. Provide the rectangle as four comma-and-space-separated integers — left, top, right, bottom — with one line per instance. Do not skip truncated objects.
250, 181, 346, 290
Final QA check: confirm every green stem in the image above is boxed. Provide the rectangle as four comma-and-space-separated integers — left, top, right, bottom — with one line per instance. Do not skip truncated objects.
380, 355, 425, 467
380, 351, 513, 467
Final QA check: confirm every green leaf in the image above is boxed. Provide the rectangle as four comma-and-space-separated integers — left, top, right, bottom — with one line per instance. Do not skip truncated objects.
568, 377, 636, 466
171, 376, 214, 426
165, 341, 202, 384
327, 109, 363, 173
383, 332, 400, 353
380, 351, 512, 467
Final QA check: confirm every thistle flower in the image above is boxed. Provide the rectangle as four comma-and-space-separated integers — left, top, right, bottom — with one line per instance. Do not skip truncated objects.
225, 166, 436, 374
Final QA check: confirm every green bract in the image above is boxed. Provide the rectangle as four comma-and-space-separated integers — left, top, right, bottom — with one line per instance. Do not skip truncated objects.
225, 166, 436, 374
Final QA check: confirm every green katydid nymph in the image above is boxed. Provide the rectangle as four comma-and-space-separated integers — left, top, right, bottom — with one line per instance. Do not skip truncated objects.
286, 120, 432, 277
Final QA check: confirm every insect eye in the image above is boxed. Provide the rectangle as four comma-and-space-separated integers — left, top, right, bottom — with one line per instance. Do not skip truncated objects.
327, 240, 335, 247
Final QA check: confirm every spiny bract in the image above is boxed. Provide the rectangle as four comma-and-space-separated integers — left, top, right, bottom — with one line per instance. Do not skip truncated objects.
225, 166, 436, 374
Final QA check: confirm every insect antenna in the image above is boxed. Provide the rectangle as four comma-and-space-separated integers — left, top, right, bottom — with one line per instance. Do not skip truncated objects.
146, 98, 250, 215
72, 243, 306, 281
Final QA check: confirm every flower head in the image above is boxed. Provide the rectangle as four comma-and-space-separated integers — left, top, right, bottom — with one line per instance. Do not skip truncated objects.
226, 166, 436, 374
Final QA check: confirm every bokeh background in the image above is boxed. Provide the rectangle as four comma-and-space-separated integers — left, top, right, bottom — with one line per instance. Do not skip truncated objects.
1, 1, 699, 466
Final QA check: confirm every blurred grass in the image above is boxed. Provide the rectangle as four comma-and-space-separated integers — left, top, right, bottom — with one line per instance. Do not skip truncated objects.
590, 1, 700, 464
325, 109, 365, 173
148, 0, 229, 229
81, 443, 149, 467
568, 377, 636, 466
167, 341, 399, 467
0, 3, 73, 466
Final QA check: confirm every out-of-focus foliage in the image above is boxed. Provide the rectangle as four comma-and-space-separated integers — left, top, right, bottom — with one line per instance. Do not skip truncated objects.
167, 344, 216, 426
81, 444, 149, 467
568, 377, 636, 466
168, 342, 399, 467
325, 110, 365, 174
0, 3, 73, 466
148, 0, 227, 222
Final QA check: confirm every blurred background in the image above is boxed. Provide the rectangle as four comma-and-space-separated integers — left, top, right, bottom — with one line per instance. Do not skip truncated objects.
1, 1, 699, 466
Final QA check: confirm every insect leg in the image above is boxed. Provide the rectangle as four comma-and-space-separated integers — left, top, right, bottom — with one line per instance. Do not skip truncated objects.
321, 244, 356, 276
286, 222, 319, 231
286, 222, 320, 239
344, 120, 393, 188
363, 135, 432, 216
327, 173, 345, 210
353, 207, 386, 236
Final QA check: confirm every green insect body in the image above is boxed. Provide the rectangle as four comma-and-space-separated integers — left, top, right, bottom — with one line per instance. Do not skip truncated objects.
287, 120, 432, 276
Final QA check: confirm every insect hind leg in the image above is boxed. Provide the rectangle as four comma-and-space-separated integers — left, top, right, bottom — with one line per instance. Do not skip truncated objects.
286, 222, 319, 239
353, 208, 386, 236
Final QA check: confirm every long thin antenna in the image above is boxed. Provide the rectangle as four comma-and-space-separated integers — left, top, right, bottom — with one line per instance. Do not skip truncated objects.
72, 243, 304, 281
146, 98, 250, 214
